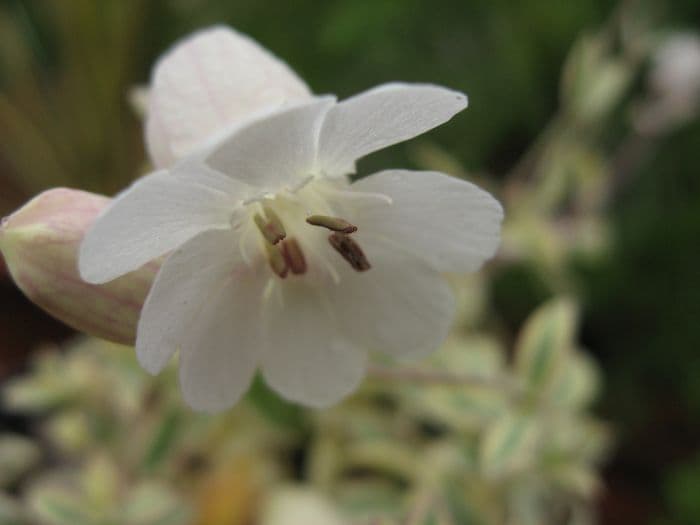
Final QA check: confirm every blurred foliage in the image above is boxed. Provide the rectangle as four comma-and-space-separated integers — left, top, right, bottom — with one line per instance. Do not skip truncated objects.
1, 0, 699, 523
0, 302, 609, 524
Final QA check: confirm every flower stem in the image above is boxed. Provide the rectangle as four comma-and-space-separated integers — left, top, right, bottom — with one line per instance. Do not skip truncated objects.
366, 365, 521, 394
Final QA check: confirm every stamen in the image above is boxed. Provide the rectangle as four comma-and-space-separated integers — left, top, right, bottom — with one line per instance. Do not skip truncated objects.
265, 243, 289, 278
328, 233, 371, 272
306, 214, 358, 233
281, 238, 307, 275
238, 222, 253, 266
254, 205, 286, 245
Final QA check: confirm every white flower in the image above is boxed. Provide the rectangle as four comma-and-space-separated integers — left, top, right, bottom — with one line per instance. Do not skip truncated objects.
78, 26, 504, 412
650, 33, 700, 108
637, 32, 700, 133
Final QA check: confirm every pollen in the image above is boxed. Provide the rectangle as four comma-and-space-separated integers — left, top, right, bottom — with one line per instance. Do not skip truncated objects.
328, 232, 371, 272
281, 238, 307, 275
254, 206, 286, 245
265, 242, 289, 278
305, 214, 358, 234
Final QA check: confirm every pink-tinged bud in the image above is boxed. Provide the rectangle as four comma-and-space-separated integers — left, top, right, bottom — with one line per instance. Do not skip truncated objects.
0, 189, 159, 345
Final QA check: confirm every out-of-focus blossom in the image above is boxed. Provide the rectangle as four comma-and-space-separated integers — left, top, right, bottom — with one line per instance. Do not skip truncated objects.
636, 32, 700, 133
0, 189, 157, 344
650, 33, 700, 108
260, 486, 346, 525
78, 26, 504, 412
145, 26, 313, 169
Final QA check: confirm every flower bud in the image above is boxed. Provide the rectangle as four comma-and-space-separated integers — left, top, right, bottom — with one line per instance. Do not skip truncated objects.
0, 189, 158, 344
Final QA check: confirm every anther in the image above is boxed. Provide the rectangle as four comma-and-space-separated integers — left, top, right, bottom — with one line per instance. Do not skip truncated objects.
281, 238, 307, 275
254, 206, 286, 245
265, 243, 289, 278
305, 215, 358, 234
328, 233, 371, 272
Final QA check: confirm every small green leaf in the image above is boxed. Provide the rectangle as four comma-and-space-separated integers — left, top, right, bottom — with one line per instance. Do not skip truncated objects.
548, 350, 601, 409
514, 298, 578, 395
124, 482, 191, 525
261, 486, 345, 525
480, 411, 539, 478
142, 409, 182, 473
28, 484, 90, 525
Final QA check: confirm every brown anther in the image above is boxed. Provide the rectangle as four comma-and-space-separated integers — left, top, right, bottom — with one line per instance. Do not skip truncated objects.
305, 214, 358, 234
281, 238, 307, 275
328, 233, 371, 272
254, 206, 286, 245
265, 243, 289, 278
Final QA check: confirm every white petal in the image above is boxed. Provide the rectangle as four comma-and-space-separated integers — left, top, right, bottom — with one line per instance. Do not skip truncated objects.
260, 283, 367, 408
178, 271, 267, 413
137, 229, 268, 412
135, 230, 244, 374
318, 83, 468, 176
146, 26, 312, 168
347, 170, 503, 273
328, 247, 456, 360
79, 169, 240, 284
206, 97, 335, 189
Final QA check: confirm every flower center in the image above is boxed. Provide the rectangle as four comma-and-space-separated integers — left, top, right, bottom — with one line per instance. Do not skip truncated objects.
240, 181, 373, 281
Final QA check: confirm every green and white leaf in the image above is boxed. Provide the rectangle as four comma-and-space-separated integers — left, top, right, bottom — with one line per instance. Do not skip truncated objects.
480, 411, 539, 479
514, 298, 578, 396
123, 482, 191, 525
548, 349, 601, 409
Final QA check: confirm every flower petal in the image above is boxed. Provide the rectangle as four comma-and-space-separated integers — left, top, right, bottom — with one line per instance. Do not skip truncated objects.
260, 283, 367, 407
206, 97, 335, 190
318, 83, 468, 176
178, 272, 267, 413
328, 247, 456, 360
137, 229, 267, 412
347, 170, 503, 273
79, 169, 241, 284
135, 230, 242, 374
146, 26, 312, 168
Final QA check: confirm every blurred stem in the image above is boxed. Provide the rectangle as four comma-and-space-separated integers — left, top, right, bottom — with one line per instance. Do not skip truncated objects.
506, 115, 565, 189
367, 365, 521, 395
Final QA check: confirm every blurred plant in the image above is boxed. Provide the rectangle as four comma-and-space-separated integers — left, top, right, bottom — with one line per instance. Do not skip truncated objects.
0, 0, 149, 214
0, 295, 609, 525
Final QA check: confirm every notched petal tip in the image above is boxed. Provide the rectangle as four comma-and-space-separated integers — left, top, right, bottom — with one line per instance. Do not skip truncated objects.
136, 351, 167, 376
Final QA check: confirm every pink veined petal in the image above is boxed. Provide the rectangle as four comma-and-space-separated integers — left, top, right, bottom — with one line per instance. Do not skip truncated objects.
317, 83, 468, 176
343, 170, 503, 274
146, 25, 312, 168
79, 169, 242, 284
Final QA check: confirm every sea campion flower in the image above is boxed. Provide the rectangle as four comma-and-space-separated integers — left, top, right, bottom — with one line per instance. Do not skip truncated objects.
78, 27, 504, 411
